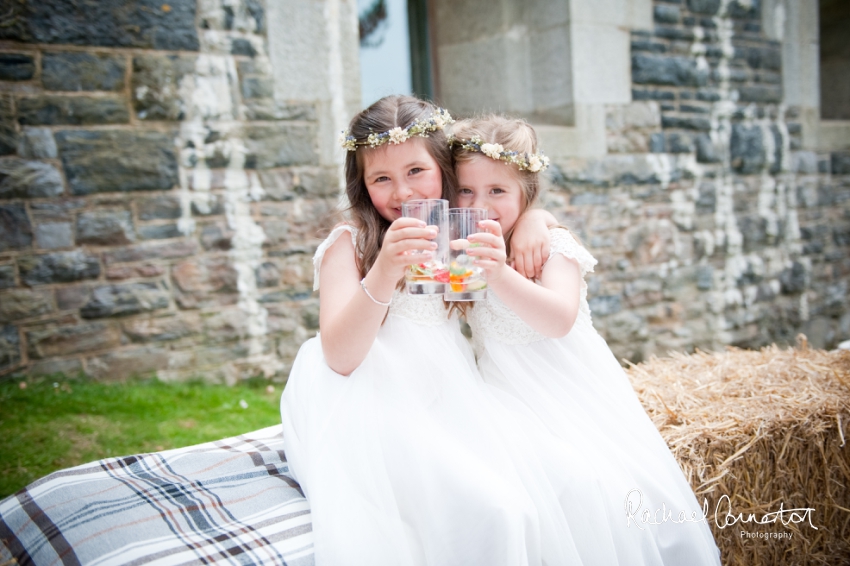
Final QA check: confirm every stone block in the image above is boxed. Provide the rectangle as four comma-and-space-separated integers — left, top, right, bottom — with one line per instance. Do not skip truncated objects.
695, 133, 720, 163
779, 261, 808, 294
26, 322, 121, 359
588, 295, 622, 317
76, 210, 135, 246
0, 53, 35, 81
131, 54, 196, 121
687, 0, 720, 16
834, 225, 850, 246
737, 85, 782, 104
259, 167, 340, 200
667, 132, 693, 153
631, 41, 667, 54
0, 204, 33, 251
85, 346, 172, 380
243, 100, 317, 122
661, 115, 711, 131
0, 325, 20, 371
18, 250, 101, 286
0, 94, 17, 155
102, 240, 197, 265
137, 223, 182, 240
240, 77, 274, 99
123, 314, 200, 342
632, 54, 708, 87
0, 288, 53, 322
55, 284, 93, 310
28, 357, 84, 377
30, 200, 85, 222
199, 223, 233, 251
56, 130, 178, 195
632, 89, 676, 101
17, 95, 129, 126
17, 128, 58, 159
653, 26, 695, 41
730, 124, 765, 174
649, 132, 666, 153
0, 158, 64, 199
696, 90, 721, 102
137, 195, 182, 220
0, 264, 14, 289
696, 265, 714, 290
696, 182, 717, 213
15, 0, 199, 51
231, 38, 257, 57
35, 222, 73, 250
172, 257, 238, 308
301, 300, 320, 330
105, 264, 165, 280
81, 282, 170, 319
255, 262, 280, 288
42, 52, 126, 91
738, 216, 768, 251
832, 153, 850, 175
726, 0, 759, 18
679, 104, 710, 114
244, 123, 318, 168
654, 5, 680, 23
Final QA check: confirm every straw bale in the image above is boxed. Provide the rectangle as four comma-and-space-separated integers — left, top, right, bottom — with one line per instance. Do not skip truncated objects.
625, 336, 850, 565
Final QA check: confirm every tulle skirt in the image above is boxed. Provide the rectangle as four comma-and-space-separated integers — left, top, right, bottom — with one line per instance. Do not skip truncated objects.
281, 314, 600, 566
476, 318, 723, 566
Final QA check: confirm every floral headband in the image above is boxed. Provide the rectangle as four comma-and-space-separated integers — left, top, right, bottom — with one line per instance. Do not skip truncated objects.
339, 108, 454, 152
449, 135, 550, 173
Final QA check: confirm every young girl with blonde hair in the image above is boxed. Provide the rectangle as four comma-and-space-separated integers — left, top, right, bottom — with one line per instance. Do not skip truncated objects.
452, 114, 723, 565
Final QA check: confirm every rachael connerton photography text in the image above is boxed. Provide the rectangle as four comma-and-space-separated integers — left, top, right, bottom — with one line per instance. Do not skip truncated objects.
624, 489, 818, 531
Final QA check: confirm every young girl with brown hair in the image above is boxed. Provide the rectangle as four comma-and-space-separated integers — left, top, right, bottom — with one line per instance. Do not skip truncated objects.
280, 97, 579, 566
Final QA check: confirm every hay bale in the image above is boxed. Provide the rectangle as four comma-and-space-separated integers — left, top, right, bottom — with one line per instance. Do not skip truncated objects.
625, 336, 850, 566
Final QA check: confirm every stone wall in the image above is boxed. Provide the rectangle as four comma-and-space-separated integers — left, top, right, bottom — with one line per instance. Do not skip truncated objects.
0, 0, 341, 382
539, 0, 850, 361
0, 0, 847, 380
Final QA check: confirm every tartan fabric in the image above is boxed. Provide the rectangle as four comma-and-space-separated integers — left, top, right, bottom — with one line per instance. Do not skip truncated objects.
0, 426, 314, 566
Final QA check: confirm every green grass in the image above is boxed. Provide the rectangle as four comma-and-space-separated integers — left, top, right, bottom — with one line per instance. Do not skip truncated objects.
0, 375, 283, 499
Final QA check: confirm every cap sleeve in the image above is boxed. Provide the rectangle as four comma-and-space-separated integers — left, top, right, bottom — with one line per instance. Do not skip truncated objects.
313, 224, 358, 291
548, 227, 597, 277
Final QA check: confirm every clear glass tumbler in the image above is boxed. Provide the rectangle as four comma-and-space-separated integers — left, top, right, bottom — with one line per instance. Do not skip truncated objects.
445, 208, 488, 301
401, 199, 450, 295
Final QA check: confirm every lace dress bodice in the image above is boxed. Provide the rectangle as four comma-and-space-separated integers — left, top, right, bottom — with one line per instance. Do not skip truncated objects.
312, 225, 450, 327
467, 228, 597, 351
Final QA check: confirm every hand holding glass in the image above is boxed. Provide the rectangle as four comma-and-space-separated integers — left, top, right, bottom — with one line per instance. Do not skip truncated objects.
400, 199, 450, 295
445, 208, 488, 301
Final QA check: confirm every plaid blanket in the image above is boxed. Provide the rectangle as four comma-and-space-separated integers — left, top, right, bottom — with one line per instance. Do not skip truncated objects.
0, 426, 314, 565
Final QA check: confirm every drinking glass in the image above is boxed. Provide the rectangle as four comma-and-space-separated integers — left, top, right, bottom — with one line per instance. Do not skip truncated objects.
445, 208, 488, 301
401, 199, 449, 295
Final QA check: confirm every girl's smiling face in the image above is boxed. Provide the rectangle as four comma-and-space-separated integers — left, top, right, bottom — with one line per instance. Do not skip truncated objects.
456, 155, 525, 234
362, 137, 443, 222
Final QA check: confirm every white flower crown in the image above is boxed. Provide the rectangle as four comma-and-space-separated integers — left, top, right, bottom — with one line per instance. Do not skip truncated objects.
450, 136, 550, 173
339, 108, 454, 152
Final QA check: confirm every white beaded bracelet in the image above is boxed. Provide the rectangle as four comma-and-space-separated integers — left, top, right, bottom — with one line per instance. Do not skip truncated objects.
360, 278, 391, 307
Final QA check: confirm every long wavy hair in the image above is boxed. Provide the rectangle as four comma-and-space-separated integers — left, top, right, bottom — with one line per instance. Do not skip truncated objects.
345, 95, 457, 279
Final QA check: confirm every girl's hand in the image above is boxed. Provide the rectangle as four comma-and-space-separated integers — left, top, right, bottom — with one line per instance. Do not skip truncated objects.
466, 219, 508, 283
373, 217, 439, 281
509, 209, 556, 279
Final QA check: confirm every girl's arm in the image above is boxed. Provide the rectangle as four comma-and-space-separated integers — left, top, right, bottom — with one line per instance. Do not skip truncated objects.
319, 218, 437, 375
509, 208, 558, 279
468, 221, 581, 338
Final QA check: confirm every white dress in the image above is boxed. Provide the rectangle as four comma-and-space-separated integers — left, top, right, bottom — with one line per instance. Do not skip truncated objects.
280, 225, 590, 566
468, 228, 723, 566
